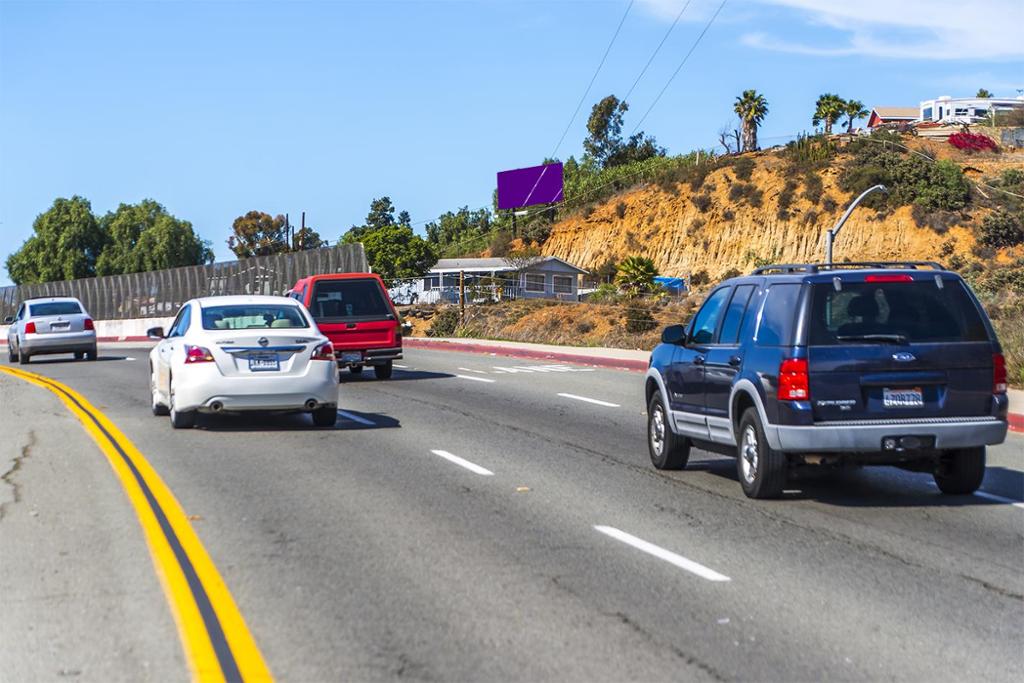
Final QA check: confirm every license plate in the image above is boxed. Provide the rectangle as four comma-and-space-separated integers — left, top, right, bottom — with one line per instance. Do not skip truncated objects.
883, 387, 923, 408
49, 322, 70, 330
340, 352, 362, 363
248, 353, 280, 372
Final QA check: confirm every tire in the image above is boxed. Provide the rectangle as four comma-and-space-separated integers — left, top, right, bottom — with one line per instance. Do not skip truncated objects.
737, 408, 787, 499
933, 447, 986, 495
647, 393, 690, 470
150, 367, 169, 416
86, 346, 97, 361
74, 351, 84, 360
18, 348, 29, 365
168, 376, 195, 429
312, 405, 338, 427
374, 361, 394, 380
349, 365, 364, 375
7, 344, 17, 363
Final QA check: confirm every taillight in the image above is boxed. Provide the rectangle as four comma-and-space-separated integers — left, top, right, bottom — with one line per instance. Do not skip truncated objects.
993, 353, 1007, 395
24, 322, 36, 334
395, 322, 403, 342
184, 345, 215, 363
311, 342, 335, 361
778, 358, 809, 401
865, 274, 913, 283
84, 318, 94, 331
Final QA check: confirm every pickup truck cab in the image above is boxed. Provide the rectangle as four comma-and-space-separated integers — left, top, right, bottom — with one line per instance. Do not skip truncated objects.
288, 273, 402, 379
645, 262, 1009, 499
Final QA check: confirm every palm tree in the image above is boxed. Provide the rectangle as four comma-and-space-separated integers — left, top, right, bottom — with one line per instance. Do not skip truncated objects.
976, 88, 993, 98
843, 99, 869, 133
812, 93, 845, 135
733, 90, 769, 152
615, 255, 658, 297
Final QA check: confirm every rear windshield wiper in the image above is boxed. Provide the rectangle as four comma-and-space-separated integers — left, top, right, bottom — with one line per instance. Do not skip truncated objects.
836, 334, 908, 345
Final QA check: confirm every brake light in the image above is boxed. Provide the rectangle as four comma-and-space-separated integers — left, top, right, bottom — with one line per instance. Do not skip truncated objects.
184, 345, 215, 363
865, 274, 913, 283
311, 341, 335, 361
778, 358, 809, 401
84, 318, 94, 331
24, 322, 36, 334
993, 353, 1007, 395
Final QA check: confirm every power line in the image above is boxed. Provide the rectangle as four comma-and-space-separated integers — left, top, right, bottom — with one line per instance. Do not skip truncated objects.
621, 0, 693, 105
629, 0, 728, 136
550, 0, 635, 159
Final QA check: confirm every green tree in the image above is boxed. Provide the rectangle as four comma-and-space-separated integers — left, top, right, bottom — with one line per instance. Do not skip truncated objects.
343, 196, 401, 243
425, 206, 492, 254
355, 224, 437, 282
5, 196, 106, 284
614, 255, 658, 297
976, 88, 993, 98
733, 90, 769, 152
583, 95, 664, 169
227, 211, 288, 258
96, 199, 211, 275
291, 225, 327, 251
843, 99, 869, 133
813, 93, 846, 135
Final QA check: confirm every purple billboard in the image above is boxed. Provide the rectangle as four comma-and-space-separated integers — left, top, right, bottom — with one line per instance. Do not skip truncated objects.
496, 162, 564, 210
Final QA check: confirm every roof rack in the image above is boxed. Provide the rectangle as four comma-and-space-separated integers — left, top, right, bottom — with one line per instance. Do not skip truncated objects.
750, 261, 945, 275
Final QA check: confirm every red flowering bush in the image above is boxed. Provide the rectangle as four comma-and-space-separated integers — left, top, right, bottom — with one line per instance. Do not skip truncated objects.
948, 132, 998, 152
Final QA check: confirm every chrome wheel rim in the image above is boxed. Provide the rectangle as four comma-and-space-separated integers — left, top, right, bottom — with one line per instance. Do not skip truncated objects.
741, 425, 759, 483
650, 405, 665, 457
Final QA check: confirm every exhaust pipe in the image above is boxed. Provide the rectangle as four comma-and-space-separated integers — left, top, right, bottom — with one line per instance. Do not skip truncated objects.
304, 399, 318, 411
209, 401, 224, 413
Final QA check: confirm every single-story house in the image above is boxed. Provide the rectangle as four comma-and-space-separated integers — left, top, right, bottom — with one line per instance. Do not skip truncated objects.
866, 106, 919, 129
919, 95, 1024, 125
390, 256, 588, 304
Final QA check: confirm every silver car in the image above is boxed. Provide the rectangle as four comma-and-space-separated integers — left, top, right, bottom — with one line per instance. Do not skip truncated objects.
5, 297, 98, 364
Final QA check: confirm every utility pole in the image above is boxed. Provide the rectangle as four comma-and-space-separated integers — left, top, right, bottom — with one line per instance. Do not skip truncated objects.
285, 213, 291, 250
300, 211, 306, 250
825, 184, 888, 265
459, 270, 466, 325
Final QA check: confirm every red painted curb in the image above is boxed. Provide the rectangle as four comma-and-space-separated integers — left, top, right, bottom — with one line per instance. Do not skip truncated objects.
1010, 413, 1024, 433
403, 338, 650, 372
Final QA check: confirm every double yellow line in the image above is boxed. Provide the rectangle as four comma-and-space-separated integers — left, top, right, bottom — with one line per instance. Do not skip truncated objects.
1, 366, 272, 682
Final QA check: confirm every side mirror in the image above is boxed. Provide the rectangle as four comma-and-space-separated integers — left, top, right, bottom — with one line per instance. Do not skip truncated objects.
3, 316, 13, 324
661, 324, 687, 345
146, 326, 165, 340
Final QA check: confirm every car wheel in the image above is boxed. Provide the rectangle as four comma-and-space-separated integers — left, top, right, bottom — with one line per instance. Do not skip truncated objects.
7, 344, 17, 363
374, 361, 393, 380
18, 348, 29, 365
933, 447, 986, 495
312, 405, 338, 427
168, 376, 195, 429
150, 366, 169, 416
86, 346, 97, 361
737, 408, 787, 499
647, 393, 690, 469
349, 365, 364, 375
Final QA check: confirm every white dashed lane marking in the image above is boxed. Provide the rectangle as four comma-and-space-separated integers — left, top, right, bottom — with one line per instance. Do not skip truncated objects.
557, 393, 620, 408
455, 374, 496, 383
430, 450, 494, 476
594, 526, 731, 582
974, 491, 1024, 509
336, 410, 375, 426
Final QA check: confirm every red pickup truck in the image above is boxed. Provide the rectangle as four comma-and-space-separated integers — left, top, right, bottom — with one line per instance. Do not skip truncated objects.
288, 273, 402, 379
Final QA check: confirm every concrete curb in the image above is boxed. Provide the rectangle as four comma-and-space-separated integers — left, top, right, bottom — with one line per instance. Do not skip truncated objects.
404, 337, 1024, 433
402, 338, 650, 372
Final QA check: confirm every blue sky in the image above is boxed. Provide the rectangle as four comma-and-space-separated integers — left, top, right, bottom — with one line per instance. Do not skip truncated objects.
1, 0, 1022, 285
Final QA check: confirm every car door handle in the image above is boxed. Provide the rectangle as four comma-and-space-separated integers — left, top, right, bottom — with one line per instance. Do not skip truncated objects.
693, 356, 705, 366
728, 356, 742, 367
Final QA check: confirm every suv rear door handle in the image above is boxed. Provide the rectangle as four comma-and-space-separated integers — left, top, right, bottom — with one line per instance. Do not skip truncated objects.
693, 356, 705, 366
728, 356, 742, 367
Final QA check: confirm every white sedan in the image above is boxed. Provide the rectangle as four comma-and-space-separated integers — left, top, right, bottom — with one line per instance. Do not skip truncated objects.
148, 295, 339, 428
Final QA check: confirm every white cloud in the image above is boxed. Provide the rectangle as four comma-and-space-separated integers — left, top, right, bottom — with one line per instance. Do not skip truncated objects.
638, 0, 1024, 60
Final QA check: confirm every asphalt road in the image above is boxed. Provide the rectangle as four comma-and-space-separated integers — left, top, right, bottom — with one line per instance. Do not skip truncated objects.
2, 345, 1022, 682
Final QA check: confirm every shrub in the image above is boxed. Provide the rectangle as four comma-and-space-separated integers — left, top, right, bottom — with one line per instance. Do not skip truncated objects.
822, 196, 838, 212
911, 204, 959, 233
719, 267, 743, 281
692, 193, 712, 212
488, 230, 513, 256
732, 156, 755, 181
615, 201, 627, 219
582, 205, 595, 219
615, 255, 659, 296
802, 209, 820, 225
689, 217, 705, 233
624, 300, 658, 333
589, 282, 621, 302
722, 209, 735, 222
1001, 168, 1024, 187
689, 269, 709, 286
980, 210, 1024, 248
802, 173, 824, 205
427, 307, 460, 337
948, 132, 998, 153
777, 178, 799, 219
784, 134, 836, 171
729, 182, 763, 207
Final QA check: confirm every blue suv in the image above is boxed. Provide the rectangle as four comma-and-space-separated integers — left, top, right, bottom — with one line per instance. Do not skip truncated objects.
645, 262, 1009, 499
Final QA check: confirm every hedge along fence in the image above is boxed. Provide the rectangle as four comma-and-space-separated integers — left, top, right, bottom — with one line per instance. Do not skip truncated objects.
0, 243, 368, 321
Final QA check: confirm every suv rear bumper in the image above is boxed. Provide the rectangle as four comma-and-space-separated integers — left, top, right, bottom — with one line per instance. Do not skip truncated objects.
770, 417, 1007, 452
335, 346, 403, 367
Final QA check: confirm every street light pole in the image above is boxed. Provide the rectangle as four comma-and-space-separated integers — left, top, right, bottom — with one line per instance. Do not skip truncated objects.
825, 184, 888, 265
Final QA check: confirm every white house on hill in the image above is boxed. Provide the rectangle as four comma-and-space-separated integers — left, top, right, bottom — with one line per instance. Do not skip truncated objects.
390, 256, 588, 304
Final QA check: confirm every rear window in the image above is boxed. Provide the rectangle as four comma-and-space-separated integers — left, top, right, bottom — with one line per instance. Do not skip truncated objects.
310, 279, 391, 320
29, 301, 82, 316
808, 280, 988, 345
201, 305, 309, 330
